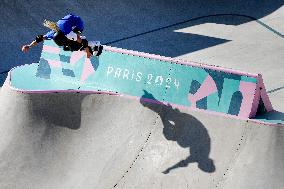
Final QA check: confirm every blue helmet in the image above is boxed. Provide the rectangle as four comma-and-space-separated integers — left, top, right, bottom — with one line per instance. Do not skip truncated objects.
57, 14, 84, 35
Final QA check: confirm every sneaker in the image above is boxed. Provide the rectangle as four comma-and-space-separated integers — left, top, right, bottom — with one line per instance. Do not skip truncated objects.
88, 41, 103, 56
95, 45, 103, 56
88, 41, 101, 48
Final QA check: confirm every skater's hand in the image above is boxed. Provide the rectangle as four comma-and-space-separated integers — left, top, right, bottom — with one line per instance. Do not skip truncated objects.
86, 50, 92, 58
85, 46, 92, 58
22, 45, 30, 53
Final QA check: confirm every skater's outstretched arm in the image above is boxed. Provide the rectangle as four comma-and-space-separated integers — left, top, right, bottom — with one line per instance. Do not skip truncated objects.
22, 35, 46, 52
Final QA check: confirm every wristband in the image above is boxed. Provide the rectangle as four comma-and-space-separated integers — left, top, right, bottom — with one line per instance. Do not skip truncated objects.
35, 35, 44, 43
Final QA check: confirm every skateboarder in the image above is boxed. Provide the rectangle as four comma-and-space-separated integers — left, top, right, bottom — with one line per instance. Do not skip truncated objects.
22, 13, 103, 58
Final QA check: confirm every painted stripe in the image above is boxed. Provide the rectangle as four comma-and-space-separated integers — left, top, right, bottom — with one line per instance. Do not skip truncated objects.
238, 81, 257, 118
48, 60, 62, 68
81, 58, 95, 81
70, 51, 85, 65
249, 81, 261, 118
42, 45, 61, 54
241, 76, 257, 83
188, 75, 217, 108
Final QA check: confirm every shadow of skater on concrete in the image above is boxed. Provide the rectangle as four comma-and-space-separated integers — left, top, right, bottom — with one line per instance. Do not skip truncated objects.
29, 93, 88, 130
140, 90, 215, 174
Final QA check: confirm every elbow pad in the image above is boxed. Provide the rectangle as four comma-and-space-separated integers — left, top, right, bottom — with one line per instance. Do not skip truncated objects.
35, 35, 44, 43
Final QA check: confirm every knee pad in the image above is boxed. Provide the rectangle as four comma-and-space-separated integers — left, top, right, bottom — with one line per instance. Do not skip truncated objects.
96, 45, 103, 56
93, 45, 103, 56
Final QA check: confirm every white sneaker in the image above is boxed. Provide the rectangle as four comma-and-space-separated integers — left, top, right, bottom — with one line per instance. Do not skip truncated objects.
88, 41, 103, 56
88, 41, 101, 48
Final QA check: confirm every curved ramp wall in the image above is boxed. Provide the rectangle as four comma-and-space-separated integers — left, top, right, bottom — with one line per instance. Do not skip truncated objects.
10, 40, 273, 120
1, 78, 284, 189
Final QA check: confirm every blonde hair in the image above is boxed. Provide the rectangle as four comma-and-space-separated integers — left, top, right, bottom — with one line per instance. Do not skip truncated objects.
43, 19, 59, 32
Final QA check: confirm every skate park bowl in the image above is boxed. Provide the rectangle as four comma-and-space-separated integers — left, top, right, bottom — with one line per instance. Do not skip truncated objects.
2, 40, 284, 189
1, 1, 284, 188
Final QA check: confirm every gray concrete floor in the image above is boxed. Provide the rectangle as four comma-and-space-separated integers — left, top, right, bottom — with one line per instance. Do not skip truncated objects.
0, 1, 284, 188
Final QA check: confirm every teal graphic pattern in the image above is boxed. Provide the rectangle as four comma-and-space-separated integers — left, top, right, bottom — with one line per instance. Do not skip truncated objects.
11, 40, 258, 117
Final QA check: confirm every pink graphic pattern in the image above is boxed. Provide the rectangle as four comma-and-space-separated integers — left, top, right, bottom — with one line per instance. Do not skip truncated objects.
81, 58, 95, 81
188, 75, 217, 108
48, 60, 62, 68
238, 81, 257, 118
42, 45, 61, 54
70, 51, 85, 65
